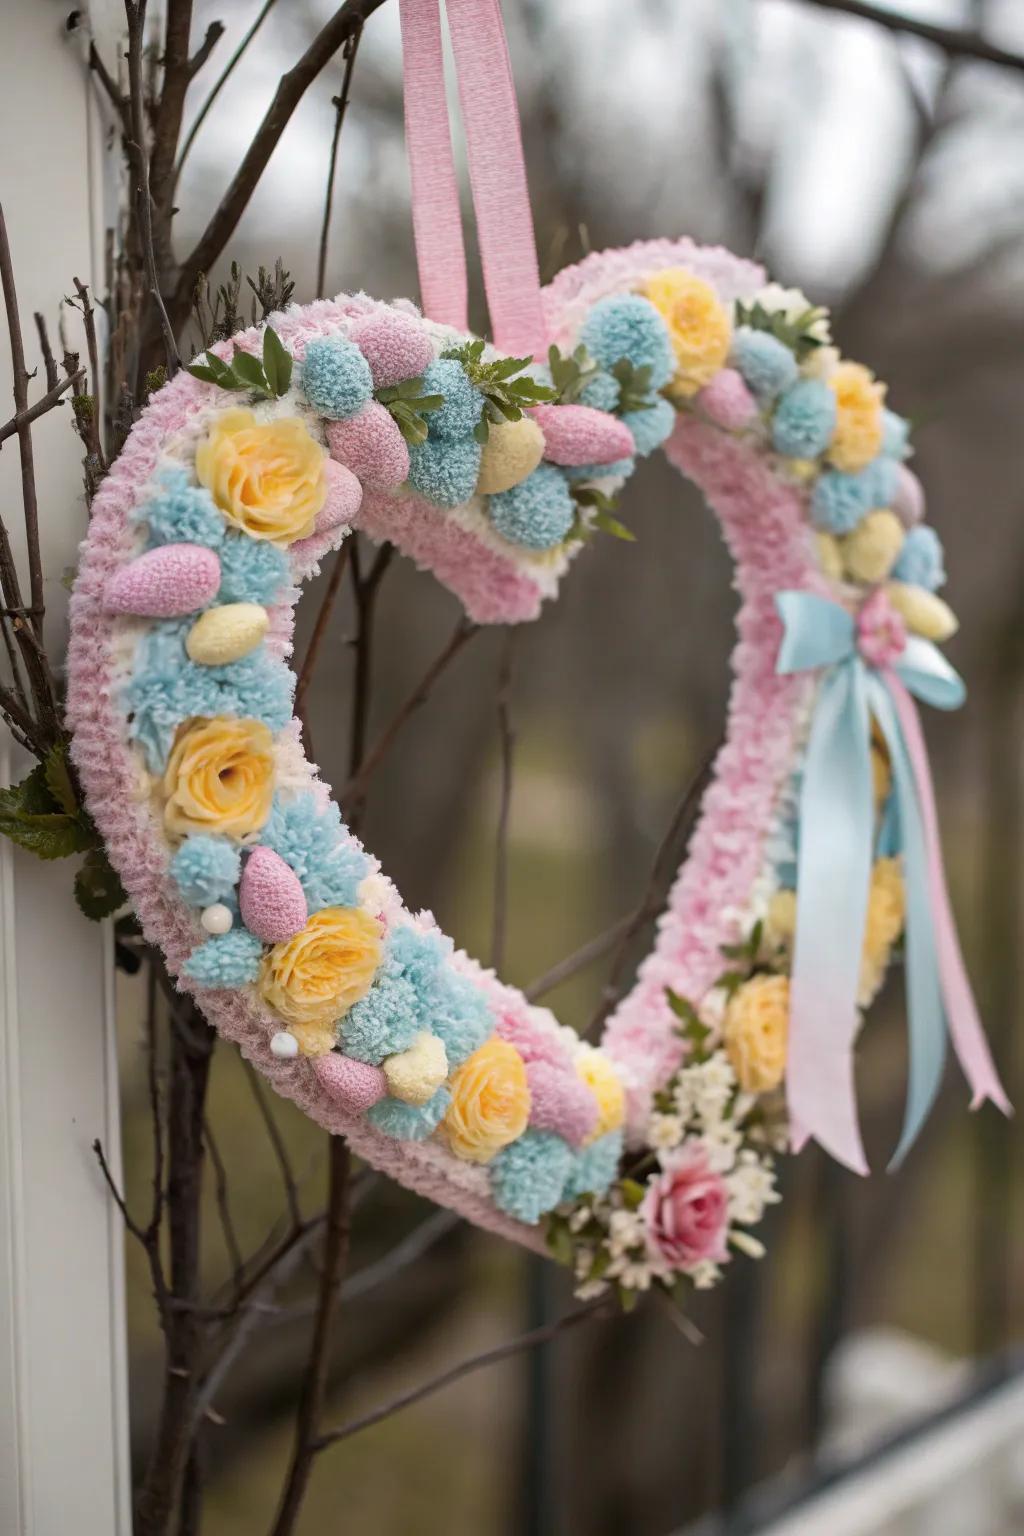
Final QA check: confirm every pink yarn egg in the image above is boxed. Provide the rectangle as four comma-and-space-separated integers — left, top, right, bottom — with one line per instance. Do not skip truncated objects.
313, 1052, 388, 1112
530, 403, 635, 467
326, 403, 411, 490
495, 1008, 571, 1070
892, 464, 925, 527
316, 458, 363, 533
525, 1060, 600, 1148
348, 310, 434, 389
105, 543, 221, 617
239, 846, 308, 943
696, 368, 758, 431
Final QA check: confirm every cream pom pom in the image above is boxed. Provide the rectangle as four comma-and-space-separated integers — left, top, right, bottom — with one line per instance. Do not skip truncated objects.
814, 531, 843, 583
885, 581, 959, 642
186, 602, 269, 666
476, 416, 545, 495
383, 1031, 449, 1106
840, 509, 904, 585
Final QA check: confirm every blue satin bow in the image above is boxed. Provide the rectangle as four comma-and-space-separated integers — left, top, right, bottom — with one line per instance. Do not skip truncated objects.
775, 591, 965, 1172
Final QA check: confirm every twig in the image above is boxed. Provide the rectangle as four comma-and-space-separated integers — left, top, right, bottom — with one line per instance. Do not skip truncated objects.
124, 1, 181, 374
790, 0, 1024, 72
584, 739, 720, 1038
0, 204, 44, 628
525, 910, 639, 1002
341, 616, 479, 811
204, 1119, 245, 1303
293, 541, 351, 720
33, 313, 58, 390
87, 40, 131, 133
174, 0, 282, 185
314, 1302, 605, 1449
341, 1209, 460, 1303
244, 1061, 302, 1229
316, 21, 365, 299
346, 538, 394, 820
0, 369, 84, 447
70, 278, 109, 475
491, 631, 517, 973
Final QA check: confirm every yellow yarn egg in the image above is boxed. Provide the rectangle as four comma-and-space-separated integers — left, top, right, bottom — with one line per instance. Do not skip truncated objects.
814, 531, 843, 583
885, 581, 959, 642
185, 602, 270, 666
476, 416, 545, 495
840, 510, 904, 585
383, 1032, 449, 1106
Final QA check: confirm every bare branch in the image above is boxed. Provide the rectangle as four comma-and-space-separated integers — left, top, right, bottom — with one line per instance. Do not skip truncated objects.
0, 369, 84, 447
491, 631, 516, 973
204, 1118, 245, 1301
124, 2, 181, 374
293, 542, 351, 727
244, 1060, 302, 1230
87, 40, 130, 133
790, 0, 1024, 72
315, 1302, 606, 1449
0, 204, 44, 627
174, 0, 281, 185
316, 21, 365, 299
32, 313, 58, 390
188, 21, 225, 80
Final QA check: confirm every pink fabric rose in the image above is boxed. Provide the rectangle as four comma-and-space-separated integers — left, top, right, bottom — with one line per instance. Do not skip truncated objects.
857, 588, 907, 669
641, 1141, 729, 1271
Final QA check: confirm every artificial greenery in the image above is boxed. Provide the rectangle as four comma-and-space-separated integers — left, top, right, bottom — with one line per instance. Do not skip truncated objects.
734, 299, 826, 361
610, 358, 656, 414
567, 484, 636, 544
374, 376, 445, 444
545, 343, 600, 404
440, 339, 556, 442
187, 324, 293, 400
0, 743, 126, 920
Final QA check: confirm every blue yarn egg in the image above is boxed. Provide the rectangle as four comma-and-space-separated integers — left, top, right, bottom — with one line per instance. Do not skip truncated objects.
487, 463, 575, 550
217, 533, 290, 606
623, 397, 675, 457
810, 467, 875, 535
892, 525, 946, 591
731, 328, 799, 403
578, 370, 621, 413
422, 358, 485, 441
182, 929, 264, 988
862, 455, 900, 509
301, 336, 374, 419
771, 377, 837, 459
407, 436, 481, 508
579, 295, 674, 391
490, 1131, 574, 1224
170, 835, 241, 906
882, 408, 911, 461
564, 457, 635, 483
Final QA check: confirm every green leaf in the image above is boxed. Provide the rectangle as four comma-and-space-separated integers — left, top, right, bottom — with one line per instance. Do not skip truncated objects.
0, 810, 91, 860
262, 326, 293, 396
44, 743, 78, 816
473, 418, 490, 445
230, 347, 271, 394
185, 362, 222, 385
74, 849, 127, 921
544, 1220, 574, 1267
591, 510, 636, 542
619, 1178, 646, 1210
617, 1284, 639, 1313
666, 987, 713, 1058
546, 343, 600, 404
611, 358, 656, 414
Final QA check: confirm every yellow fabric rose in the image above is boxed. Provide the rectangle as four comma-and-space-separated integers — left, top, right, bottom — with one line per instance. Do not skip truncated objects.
765, 889, 798, 952
575, 1045, 626, 1143
259, 906, 382, 1051
724, 974, 789, 1094
827, 361, 886, 473
644, 269, 732, 398
195, 408, 327, 545
444, 1038, 530, 1164
162, 716, 275, 840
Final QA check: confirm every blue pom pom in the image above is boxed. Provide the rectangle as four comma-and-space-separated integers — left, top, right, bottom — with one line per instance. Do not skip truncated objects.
368, 1086, 451, 1141
490, 1131, 574, 1224
217, 533, 290, 606
388, 924, 450, 994
407, 436, 481, 508
301, 336, 373, 419
892, 525, 946, 591
183, 928, 264, 987
170, 836, 241, 906
730, 328, 799, 403
126, 624, 295, 772
564, 457, 636, 483
810, 468, 875, 535
862, 455, 900, 509
341, 974, 421, 1064
579, 295, 674, 391
424, 968, 492, 1066
771, 378, 837, 459
882, 409, 911, 461
139, 466, 225, 548
562, 1130, 623, 1201
623, 398, 675, 457
578, 371, 621, 413
488, 464, 575, 550
422, 359, 485, 441
262, 794, 367, 911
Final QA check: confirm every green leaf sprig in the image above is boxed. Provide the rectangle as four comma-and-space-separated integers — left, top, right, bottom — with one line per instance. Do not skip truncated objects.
374, 377, 445, 445
567, 485, 636, 545
610, 358, 656, 414
734, 299, 827, 361
545, 343, 600, 404
440, 339, 556, 443
187, 325, 294, 400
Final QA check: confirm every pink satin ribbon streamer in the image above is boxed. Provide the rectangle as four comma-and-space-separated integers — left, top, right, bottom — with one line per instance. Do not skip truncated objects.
886, 672, 1012, 1117
399, 0, 546, 357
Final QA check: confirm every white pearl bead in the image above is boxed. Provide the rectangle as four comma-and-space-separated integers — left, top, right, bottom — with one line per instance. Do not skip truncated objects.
270, 1031, 299, 1060
200, 903, 233, 935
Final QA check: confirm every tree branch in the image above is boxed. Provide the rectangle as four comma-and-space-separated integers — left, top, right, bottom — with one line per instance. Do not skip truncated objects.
491, 631, 517, 974
316, 20, 365, 299
124, 1, 181, 375
791, 0, 1024, 73
174, 0, 281, 185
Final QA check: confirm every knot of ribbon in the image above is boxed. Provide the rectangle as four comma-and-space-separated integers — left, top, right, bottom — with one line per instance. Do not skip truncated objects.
775, 590, 1010, 1173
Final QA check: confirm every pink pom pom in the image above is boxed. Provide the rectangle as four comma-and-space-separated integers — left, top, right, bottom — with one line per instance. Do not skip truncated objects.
105, 543, 221, 617
317, 458, 363, 533
239, 847, 308, 943
892, 464, 925, 527
313, 1052, 387, 1112
326, 403, 410, 490
696, 369, 757, 431
530, 403, 635, 467
526, 1060, 599, 1148
495, 1008, 570, 1070
348, 310, 434, 389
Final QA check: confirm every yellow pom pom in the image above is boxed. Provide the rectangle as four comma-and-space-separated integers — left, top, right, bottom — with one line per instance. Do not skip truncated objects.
724, 974, 789, 1094
186, 602, 269, 666
814, 531, 843, 583
885, 582, 959, 642
783, 458, 818, 484
765, 889, 797, 950
828, 361, 886, 473
476, 416, 545, 495
575, 1045, 626, 1143
840, 510, 904, 585
383, 1031, 449, 1106
644, 268, 732, 398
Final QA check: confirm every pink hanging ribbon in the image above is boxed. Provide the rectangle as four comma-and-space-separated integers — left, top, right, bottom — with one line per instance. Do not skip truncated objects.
886, 672, 1012, 1118
398, 0, 547, 358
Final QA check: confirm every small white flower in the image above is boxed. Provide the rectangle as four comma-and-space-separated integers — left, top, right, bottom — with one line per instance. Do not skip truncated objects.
700, 1120, 742, 1173
575, 1277, 610, 1301
689, 1260, 723, 1291
648, 1112, 684, 1151
568, 1204, 592, 1235
673, 1079, 696, 1120
573, 1245, 595, 1280
755, 283, 832, 343
730, 1229, 767, 1260
802, 343, 840, 380
698, 986, 728, 1032
726, 1155, 780, 1224
615, 1260, 653, 1291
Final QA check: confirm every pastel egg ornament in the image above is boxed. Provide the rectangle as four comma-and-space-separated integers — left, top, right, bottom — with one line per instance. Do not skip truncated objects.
105, 543, 221, 617
186, 602, 269, 666
239, 846, 308, 944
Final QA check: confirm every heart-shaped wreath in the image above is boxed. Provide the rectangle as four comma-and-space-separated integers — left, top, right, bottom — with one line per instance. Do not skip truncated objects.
66, 0, 1008, 1309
